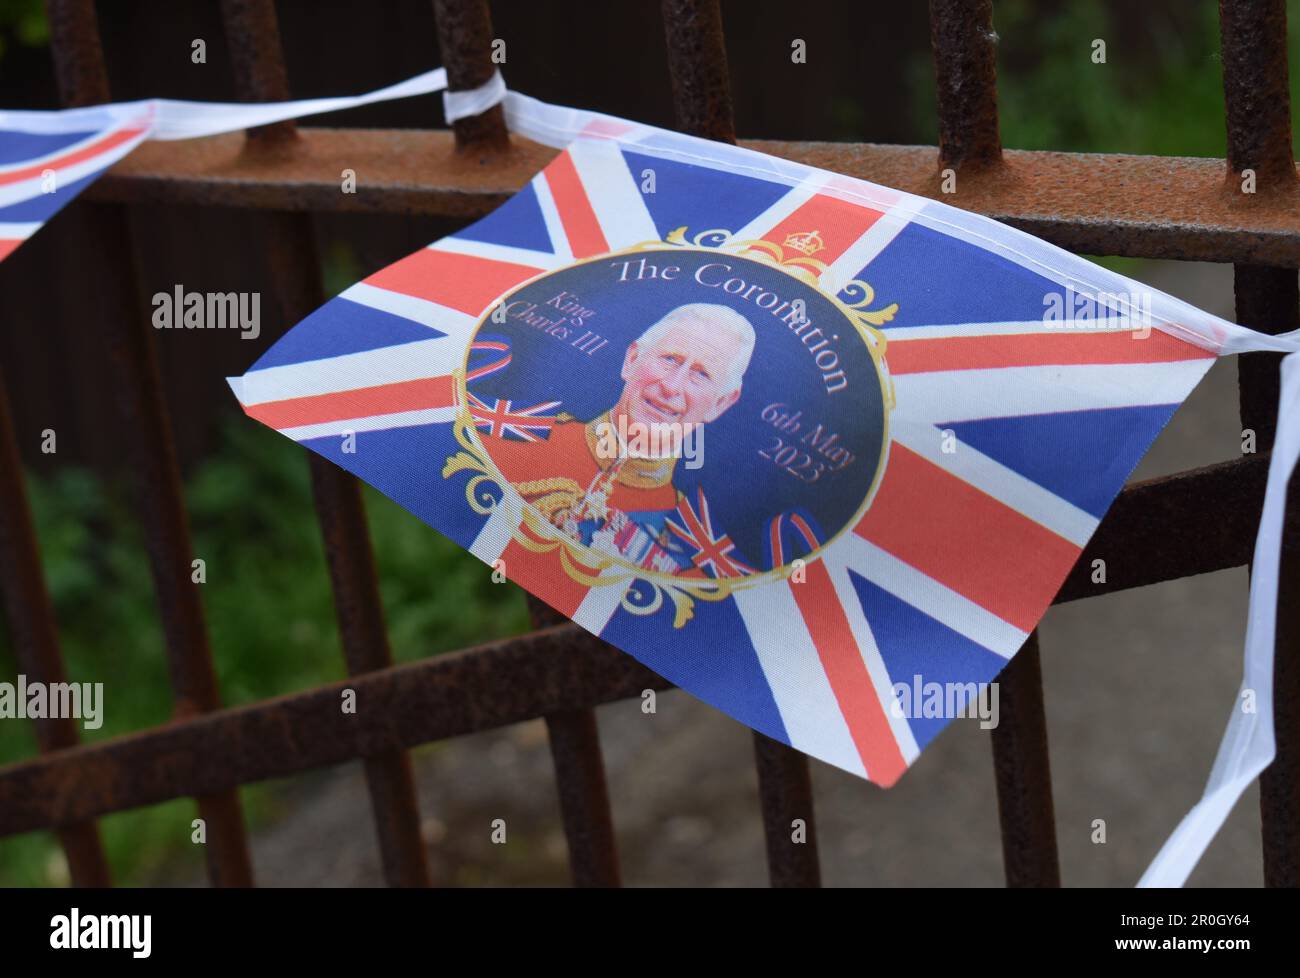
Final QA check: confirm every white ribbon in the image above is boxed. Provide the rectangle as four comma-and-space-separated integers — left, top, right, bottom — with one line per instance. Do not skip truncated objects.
0, 65, 509, 139
1136, 344, 1299, 885
443, 70, 506, 123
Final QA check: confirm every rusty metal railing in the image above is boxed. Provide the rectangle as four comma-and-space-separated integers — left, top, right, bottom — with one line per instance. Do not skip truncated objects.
0, 0, 1297, 888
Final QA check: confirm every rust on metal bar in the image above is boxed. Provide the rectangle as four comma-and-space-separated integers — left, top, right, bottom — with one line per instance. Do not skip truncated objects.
219, 0, 298, 145
43, 0, 110, 106
309, 457, 432, 887
218, 0, 432, 888
989, 632, 1061, 887
86, 132, 1300, 265
1220, 0, 1296, 189
928, 0, 1002, 171
0, 374, 111, 886
432, 0, 510, 153
1219, 0, 1300, 887
525, 596, 622, 887
45, 0, 255, 888
0, 624, 670, 837
545, 709, 622, 887
308, 457, 432, 887
661, 0, 736, 142
1055, 454, 1296, 602
752, 733, 822, 888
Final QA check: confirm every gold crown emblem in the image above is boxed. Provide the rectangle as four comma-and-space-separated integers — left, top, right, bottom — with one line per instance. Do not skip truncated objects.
783, 229, 825, 257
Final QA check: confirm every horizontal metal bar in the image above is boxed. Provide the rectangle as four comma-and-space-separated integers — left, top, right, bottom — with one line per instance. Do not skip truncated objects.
0, 455, 1286, 835
0, 624, 669, 837
85, 128, 1300, 265
1054, 453, 1287, 602
88, 128, 554, 219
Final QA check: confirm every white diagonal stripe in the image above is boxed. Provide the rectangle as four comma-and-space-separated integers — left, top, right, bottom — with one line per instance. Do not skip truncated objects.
237, 338, 451, 405
727, 174, 829, 242
571, 567, 628, 635
470, 491, 523, 565
431, 234, 566, 272
890, 416, 1097, 547
0, 126, 149, 208
734, 584, 867, 778
0, 222, 39, 240
531, 171, 575, 263
891, 359, 1212, 426
340, 282, 478, 340
883, 319, 1153, 342
567, 137, 659, 248
820, 544, 922, 763
278, 406, 456, 442
840, 534, 1028, 660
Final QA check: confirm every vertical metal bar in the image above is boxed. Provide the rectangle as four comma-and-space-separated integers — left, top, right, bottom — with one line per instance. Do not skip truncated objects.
432, 0, 510, 152
989, 632, 1061, 887
545, 708, 622, 887
526, 596, 621, 887
1220, 0, 1300, 889
308, 460, 432, 887
928, 0, 1002, 170
0, 374, 112, 886
661, 0, 736, 143
1220, 0, 1296, 189
661, 0, 823, 887
218, 0, 432, 888
218, 0, 298, 145
43, 0, 255, 887
925, 0, 1059, 886
753, 732, 821, 887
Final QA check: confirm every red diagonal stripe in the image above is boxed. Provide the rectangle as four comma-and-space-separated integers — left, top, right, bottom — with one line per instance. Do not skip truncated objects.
887, 329, 1215, 375
789, 566, 908, 785
0, 239, 20, 262
0, 126, 145, 186
365, 249, 543, 315
855, 443, 1080, 632
544, 151, 609, 258
243, 375, 454, 430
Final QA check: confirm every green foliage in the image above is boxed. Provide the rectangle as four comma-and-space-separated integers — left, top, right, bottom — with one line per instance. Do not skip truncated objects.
0, 418, 528, 885
913, 0, 1300, 160
0, 0, 48, 63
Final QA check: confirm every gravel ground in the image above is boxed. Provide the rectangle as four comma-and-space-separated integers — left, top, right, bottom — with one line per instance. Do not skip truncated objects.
162, 260, 1271, 888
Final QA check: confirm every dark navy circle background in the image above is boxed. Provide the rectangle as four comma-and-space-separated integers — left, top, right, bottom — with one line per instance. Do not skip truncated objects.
468, 248, 886, 571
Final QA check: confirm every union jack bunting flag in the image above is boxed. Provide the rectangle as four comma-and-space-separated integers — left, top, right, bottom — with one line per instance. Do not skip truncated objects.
224, 92, 1300, 886
0, 110, 151, 263
0, 67, 453, 264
